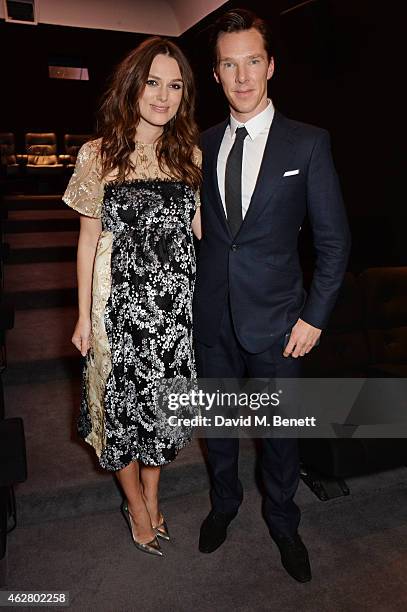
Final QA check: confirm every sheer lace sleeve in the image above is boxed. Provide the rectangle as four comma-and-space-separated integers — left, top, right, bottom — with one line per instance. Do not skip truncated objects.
62, 139, 104, 218
193, 146, 202, 208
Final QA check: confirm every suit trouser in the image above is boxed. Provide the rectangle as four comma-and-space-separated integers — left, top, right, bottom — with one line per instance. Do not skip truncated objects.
195, 300, 302, 538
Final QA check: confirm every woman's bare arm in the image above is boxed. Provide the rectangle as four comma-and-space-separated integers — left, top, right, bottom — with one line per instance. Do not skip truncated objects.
72, 215, 102, 355
192, 207, 202, 240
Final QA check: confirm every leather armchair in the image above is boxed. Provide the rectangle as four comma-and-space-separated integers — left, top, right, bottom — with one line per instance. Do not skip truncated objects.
360, 266, 407, 377
0, 133, 21, 176
300, 266, 407, 493
25, 133, 64, 176
64, 134, 92, 169
303, 272, 370, 377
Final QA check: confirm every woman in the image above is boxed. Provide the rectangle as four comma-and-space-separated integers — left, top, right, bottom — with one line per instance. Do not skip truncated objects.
63, 37, 202, 557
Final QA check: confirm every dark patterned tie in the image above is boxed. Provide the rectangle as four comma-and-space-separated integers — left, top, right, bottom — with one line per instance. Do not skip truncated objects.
225, 126, 248, 237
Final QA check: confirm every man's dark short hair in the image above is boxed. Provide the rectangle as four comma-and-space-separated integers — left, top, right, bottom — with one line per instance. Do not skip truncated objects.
210, 8, 274, 68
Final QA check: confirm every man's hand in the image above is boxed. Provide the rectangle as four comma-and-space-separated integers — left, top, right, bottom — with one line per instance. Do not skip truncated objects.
283, 318, 322, 358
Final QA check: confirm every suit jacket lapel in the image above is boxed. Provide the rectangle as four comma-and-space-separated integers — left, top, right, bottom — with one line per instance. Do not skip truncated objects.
206, 119, 232, 237
236, 111, 296, 236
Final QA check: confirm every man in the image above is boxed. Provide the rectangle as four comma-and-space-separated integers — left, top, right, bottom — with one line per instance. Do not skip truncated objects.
193, 9, 351, 582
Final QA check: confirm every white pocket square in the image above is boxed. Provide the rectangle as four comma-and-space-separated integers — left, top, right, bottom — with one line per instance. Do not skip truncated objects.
283, 169, 300, 177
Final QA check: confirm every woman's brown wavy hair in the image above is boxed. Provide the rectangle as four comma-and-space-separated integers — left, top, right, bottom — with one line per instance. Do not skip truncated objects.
97, 37, 201, 189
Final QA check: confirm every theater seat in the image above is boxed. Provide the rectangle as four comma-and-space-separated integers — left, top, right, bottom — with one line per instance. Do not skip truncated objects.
64, 134, 92, 169
300, 438, 407, 480
25, 133, 64, 176
0, 417, 27, 587
300, 268, 407, 497
303, 272, 369, 377
0, 133, 20, 177
360, 267, 407, 377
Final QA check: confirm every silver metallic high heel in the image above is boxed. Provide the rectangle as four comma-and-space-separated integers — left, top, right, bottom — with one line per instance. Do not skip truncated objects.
121, 501, 164, 557
153, 513, 170, 541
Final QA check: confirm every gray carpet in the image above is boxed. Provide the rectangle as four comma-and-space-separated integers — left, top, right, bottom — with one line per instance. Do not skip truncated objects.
4, 470, 407, 612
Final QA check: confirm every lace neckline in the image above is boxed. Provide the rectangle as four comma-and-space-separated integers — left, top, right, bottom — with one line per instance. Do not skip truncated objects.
135, 141, 156, 148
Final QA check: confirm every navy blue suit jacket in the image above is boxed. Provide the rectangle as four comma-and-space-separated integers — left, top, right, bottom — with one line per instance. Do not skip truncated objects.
193, 110, 351, 353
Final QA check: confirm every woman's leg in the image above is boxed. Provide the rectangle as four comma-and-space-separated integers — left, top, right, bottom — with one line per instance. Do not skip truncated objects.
115, 461, 156, 543
140, 464, 161, 526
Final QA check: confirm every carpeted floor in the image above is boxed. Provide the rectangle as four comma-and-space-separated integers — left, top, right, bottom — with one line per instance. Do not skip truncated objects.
5, 470, 407, 612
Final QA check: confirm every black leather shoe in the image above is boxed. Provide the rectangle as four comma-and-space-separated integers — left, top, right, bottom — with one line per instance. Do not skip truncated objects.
272, 532, 312, 582
199, 510, 237, 553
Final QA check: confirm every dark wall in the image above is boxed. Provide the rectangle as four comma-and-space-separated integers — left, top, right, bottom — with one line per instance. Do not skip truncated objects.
180, 0, 405, 267
0, 21, 147, 150
1, 1, 405, 266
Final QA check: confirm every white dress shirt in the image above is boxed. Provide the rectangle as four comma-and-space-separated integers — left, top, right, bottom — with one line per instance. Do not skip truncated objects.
217, 99, 275, 219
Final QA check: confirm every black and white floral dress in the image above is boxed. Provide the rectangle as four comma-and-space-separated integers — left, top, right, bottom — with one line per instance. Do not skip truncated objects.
63, 139, 201, 471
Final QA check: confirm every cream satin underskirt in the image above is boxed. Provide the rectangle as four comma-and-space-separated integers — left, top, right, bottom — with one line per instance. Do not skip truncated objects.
84, 230, 113, 456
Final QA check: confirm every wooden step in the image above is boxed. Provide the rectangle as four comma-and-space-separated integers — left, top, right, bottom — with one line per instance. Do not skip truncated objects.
5, 231, 78, 263
4, 261, 77, 309
2, 194, 64, 210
